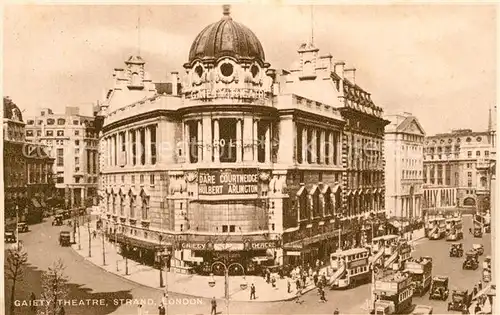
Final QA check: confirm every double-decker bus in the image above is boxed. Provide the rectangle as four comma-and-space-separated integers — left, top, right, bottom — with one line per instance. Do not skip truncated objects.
329, 247, 371, 289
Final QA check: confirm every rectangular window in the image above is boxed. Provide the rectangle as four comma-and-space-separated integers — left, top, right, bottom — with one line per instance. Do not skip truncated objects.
140, 174, 144, 183
150, 174, 155, 185
476, 151, 481, 157
150, 125, 157, 165
75, 140, 80, 146
57, 130, 64, 137
257, 121, 267, 163
296, 125, 303, 164
485, 151, 489, 157
468, 151, 472, 158
219, 118, 237, 163
75, 148, 79, 155
46, 130, 53, 136
189, 121, 198, 163
229, 225, 235, 233
57, 148, 64, 166
75, 157, 79, 165
73, 120, 79, 125
222, 225, 228, 233
131, 175, 135, 183
74, 130, 80, 136
140, 128, 146, 165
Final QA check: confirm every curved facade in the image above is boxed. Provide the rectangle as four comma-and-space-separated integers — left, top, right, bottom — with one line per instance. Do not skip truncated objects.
98, 7, 388, 274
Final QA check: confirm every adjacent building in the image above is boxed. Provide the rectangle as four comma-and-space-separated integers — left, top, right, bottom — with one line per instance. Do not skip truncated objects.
24, 107, 99, 208
384, 113, 426, 223
422, 106, 496, 214
3, 97, 55, 225
98, 6, 389, 274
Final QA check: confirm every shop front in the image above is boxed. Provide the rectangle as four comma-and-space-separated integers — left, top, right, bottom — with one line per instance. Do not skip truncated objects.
178, 236, 279, 276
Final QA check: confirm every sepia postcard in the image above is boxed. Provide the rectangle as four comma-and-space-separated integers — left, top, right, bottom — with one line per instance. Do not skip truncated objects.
2, 2, 497, 315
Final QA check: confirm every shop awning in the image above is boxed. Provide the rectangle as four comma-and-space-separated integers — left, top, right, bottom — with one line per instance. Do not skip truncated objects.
116, 234, 159, 251
31, 198, 41, 208
473, 284, 496, 301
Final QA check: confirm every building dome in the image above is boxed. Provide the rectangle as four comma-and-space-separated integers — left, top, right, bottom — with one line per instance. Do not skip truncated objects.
185, 5, 268, 68
3, 97, 23, 122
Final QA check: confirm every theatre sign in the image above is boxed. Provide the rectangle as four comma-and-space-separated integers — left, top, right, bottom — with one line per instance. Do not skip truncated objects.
423, 187, 457, 209
198, 169, 259, 195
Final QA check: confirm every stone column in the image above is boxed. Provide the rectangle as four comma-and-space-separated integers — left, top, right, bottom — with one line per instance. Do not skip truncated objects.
197, 120, 203, 162
109, 136, 113, 167
213, 119, 220, 163
442, 164, 446, 185
329, 132, 335, 165
311, 129, 317, 163
135, 129, 141, 166
265, 123, 271, 163
145, 126, 151, 165
236, 119, 242, 162
253, 119, 259, 162
114, 134, 118, 166
184, 122, 190, 163
203, 116, 212, 163
126, 131, 131, 166
320, 130, 325, 164
302, 127, 308, 164
426, 165, 431, 184
243, 116, 253, 162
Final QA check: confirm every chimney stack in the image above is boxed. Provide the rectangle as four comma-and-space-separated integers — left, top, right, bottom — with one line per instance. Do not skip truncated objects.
319, 54, 333, 74
333, 61, 345, 77
171, 72, 179, 96
344, 68, 356, 84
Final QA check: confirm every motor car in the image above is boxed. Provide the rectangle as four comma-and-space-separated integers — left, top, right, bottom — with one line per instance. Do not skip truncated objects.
447, 289, 472, 312
463, 250, 479, 270
429, 276, 449, 300
59, 231, 71, 246
483, 256, 491, 270
52, 215, 63, 226
17, 222, 29, 233
411, 305, 433, 315
483, 268, 492, 283
472, 243, 484, 256
449, 243, 463, 257
474, 226, 483, 238
5, 231, 16, 243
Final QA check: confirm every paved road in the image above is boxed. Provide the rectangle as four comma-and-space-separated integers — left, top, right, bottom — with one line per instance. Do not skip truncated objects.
4, 215, 491, 315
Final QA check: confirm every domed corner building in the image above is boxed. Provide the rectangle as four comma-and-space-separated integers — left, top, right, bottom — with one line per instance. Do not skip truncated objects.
98, 5, 390, 274
3, 97, 55, 226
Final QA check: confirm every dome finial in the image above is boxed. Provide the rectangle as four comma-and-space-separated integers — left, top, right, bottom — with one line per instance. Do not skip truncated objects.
222, 4, 231, 16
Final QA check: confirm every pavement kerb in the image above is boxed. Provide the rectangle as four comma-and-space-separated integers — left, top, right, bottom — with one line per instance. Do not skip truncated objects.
70, 243, 314, 303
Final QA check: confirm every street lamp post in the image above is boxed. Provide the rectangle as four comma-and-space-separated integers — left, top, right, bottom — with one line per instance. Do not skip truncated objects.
77, 220, 81, 250
101, 227, 106, 266
115, 224, 119, 272
125, 240, 129, 276
159, 236, 164, 288
208, 262, 247, 315
87, 217, 92, 258
15, 205, 19, 249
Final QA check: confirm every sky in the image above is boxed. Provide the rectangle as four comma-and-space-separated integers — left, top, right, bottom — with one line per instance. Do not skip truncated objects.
3, 4, 496, 135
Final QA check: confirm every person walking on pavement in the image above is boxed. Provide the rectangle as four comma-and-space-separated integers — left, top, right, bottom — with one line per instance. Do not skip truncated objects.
59, 306, 66, 315
478, 280, 483, 291
333, 308, 340, 315
158, 303, 166, 315
211, 297, 217, 315
137, 304, 143, 315
250, 283, 256, 300
287, 278, 292, 293
319, 288, 327, 303
271, 275, 277, 288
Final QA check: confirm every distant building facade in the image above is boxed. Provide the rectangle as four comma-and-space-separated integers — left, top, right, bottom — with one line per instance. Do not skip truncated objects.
97, 7, 389, 273
3, 97, 55, 224
384, 113, 425, 221
423, 107, 496, 213
24, 106, 99, 208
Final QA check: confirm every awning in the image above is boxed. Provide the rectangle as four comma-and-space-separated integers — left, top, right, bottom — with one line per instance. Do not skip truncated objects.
31, 198, 41, 208
365, 189, 371, 194
307, 184, 319, 195
296, 186, 306, 196
332, 183, 341, 193
251, 256, 271, 263
128, 187, 139, 196
116, 234, 159, 251
319, 183, 330, 194
473, 284, 496, 301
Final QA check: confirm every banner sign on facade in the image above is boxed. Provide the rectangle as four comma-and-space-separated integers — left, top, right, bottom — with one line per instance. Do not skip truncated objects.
198, 168, 259, 195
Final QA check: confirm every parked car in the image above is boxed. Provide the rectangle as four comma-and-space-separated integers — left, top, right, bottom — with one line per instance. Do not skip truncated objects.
52, 215, 63, 226
17, 222, 28, 233
429, 276, 449, 300
5, 231, 16, 243
59, 231, 71, 246
472, 243, 484, 256
474, 226, 483, 238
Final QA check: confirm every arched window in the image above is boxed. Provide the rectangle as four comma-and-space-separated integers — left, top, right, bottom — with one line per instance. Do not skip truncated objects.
129, 190, 135, 218
120, 192, 125, 216
131, 72, 141, 86
324, 187, 333, 216
312, 187, 320, 218
141, 193, 149, 220
298, 187, 308, 221
112, 194, 116, 214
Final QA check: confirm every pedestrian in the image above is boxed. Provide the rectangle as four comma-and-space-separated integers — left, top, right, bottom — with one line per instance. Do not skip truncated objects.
473, 285, 478, 297
266, 270, 271, 284
271, 276, 277, 288
313, 272, 319, 286
158, 303, 166, 315
320, 288, 327, 302
137, 304, 143, 315
250, 283, 256, 300
475, 303, 481, 314
211, 297, 217, 315
478, 281, 483, 291
59, 306, 66, 315
93, 230, 97, 239
333, 308, 340, 315
287, 278, 291, 293
296, 278, 301, 291
469, 228, 473, 234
